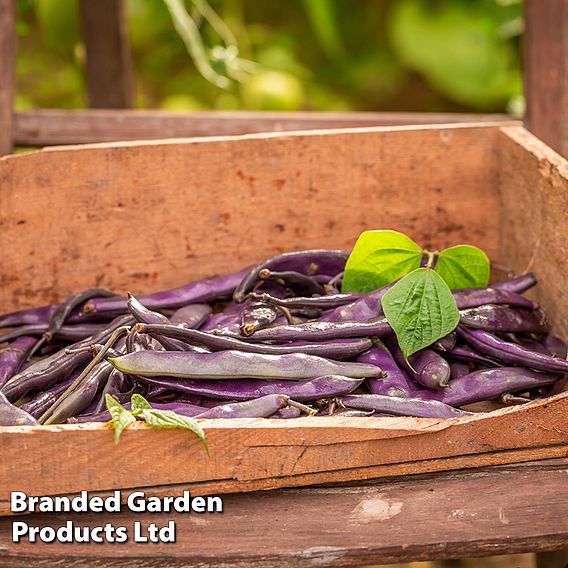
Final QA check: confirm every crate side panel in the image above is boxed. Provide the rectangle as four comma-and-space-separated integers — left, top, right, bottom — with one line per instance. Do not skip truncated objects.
0, 125, 501, 312
498, 125, 568, 339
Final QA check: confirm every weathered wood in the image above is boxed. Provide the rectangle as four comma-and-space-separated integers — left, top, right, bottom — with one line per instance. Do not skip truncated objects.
1, 390, 567, 515
523, 0, 568, 157
498, 125, 568, 339
1, 459, 567, 567
13, 109, 514, 146
78, 0, 134, 109
0, 122, 507, 312
0, 0, 16, 156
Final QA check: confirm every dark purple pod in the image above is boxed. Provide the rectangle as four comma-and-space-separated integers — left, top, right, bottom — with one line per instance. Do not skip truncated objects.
2, 315, 133, 402
221, 319, 391, 343
200, 301, 248, 334
457, 327, 568, 373
460, 305, 548, 333
93, 370, 134, 414
426, 367, 559, 406
491, 273, 537, 294
434, 332, 457, 352
84, 267, 252, 315
253, 292, 359, 310
453, 288, 536, 310
319, 284, 393, 323
45, 361, 114, 424
195, 394, 290, 419
357, 344, 416, 398
341, 394, 470, 419
270, 406, 302, 419
0, 323, 104, 344
234, 250, 349, 303
109, 350, 381, 380
170, 304, 212, 329
138, 323, 373, 360
240, 301, 278, 336
542, 335, 568, 359
19, 372, 79, 419
137, 375, 364, 402
444, 344, 503, 368
0, 304, 57, 329
259, 269, 326, 297
0, 391, 39, 426
449, 362, 470, 380
0, 336, 37, 388
384, 337, 451, 389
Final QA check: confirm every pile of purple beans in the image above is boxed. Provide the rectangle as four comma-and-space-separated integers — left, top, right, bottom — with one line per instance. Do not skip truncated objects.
1, 249, 567, 426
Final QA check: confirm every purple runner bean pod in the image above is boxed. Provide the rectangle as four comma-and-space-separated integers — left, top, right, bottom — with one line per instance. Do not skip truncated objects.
0, 304, 57, 329
19, 372, 80, 418
0, 391, 39, 426
358, 343, 416, 397
259, 269, 326, 297
319, 284, 394, 322
195, 394, 290, 418
219, 319, 391, 342
137, 375, 364, 402
449, 362, 470, 380
423, 367, 559, 406
84, 267, 252, 315
457, 327, 568, 373
109, 350, 381, 380
444, 344, 503, 368
434, 332, 457, 352
0, 323, 105, 344
341, 394, 471, 419
138, 323, 373, 360
453, 288, 537, 310
459, 305, 548, 333
0, 336, 37, 388
233, 250, 349, 303
542, 335, 568, 359
252, 292, 359, 310
240, 301, 279, 336
170, 304, 213, 329
270, 406, 302, 419
491, 273, 537, 294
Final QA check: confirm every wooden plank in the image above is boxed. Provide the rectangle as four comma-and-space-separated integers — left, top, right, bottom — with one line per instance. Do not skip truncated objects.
13, 109, 514, 146
1, 390, 567, 514
523, 0, 568, 157
498, 125, 568, 339
78, 0, 134, 109
0, 0, 16, 155
0, 122, 507, 313
1, 459, 567, 566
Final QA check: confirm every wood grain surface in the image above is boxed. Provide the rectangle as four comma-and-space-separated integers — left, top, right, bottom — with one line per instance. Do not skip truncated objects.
12, 110, 514, 146
1, 458, 567, 567
0, 122, 506, 313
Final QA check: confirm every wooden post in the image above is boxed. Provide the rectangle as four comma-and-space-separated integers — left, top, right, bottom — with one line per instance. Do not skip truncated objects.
78, 0, 135, 109
0, 0, 16, 156
524, 0, 568, 157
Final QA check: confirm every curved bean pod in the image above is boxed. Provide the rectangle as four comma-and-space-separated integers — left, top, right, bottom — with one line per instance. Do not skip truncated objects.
138, 323, 373, 360
253, 292, 359, 310
0, 336, 37, 388
460, 305, 548, 333
19, 372, 79, 418
170, 304, 212, 329
0, 391, 39, 426
137, 375, 364, 402
341, 394, 470, 419
109, 350, 381, 380
195, 394, 290, 418
233, 250, 349, 303
491, 273, 537, 294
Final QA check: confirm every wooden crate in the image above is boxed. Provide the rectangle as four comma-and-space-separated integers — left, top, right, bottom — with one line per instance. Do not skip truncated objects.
1, 121, 567, 515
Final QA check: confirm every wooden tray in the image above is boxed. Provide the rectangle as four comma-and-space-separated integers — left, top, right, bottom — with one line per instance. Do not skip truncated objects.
1, 121, 567, 514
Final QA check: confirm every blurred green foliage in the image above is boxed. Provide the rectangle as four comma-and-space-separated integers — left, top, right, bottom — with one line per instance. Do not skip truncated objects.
15, 0, 523, 114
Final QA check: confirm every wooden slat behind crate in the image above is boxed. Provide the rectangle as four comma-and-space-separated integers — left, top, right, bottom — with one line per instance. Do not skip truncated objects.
0, 122, 505, 313
13, 109, 513, 146
0, 0, 16, 155
0, 391, 567, 515
1, 459, 567, 567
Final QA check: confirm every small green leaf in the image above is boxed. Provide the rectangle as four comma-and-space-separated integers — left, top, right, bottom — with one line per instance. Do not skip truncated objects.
141, 409, 209, 455
381, 268, 460, 358
342, 230, 423, 294
105, 394, 136, 445
434, 245, 490, 289
130, 393, 152, 413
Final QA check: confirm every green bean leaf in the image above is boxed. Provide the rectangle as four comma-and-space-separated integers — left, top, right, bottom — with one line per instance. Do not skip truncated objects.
141, 409, 209, 456
342, 230, 423, 293
381, 268, 460, 358
435, 245, 490, 289
130, 393, 152, 413
105, 394, 136, 445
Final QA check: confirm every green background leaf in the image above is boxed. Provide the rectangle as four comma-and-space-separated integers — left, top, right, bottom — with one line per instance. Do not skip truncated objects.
381, 268, 460, 358
106, 394, 136, 445
434, 245, 490, 289
342, 230, 423, 294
